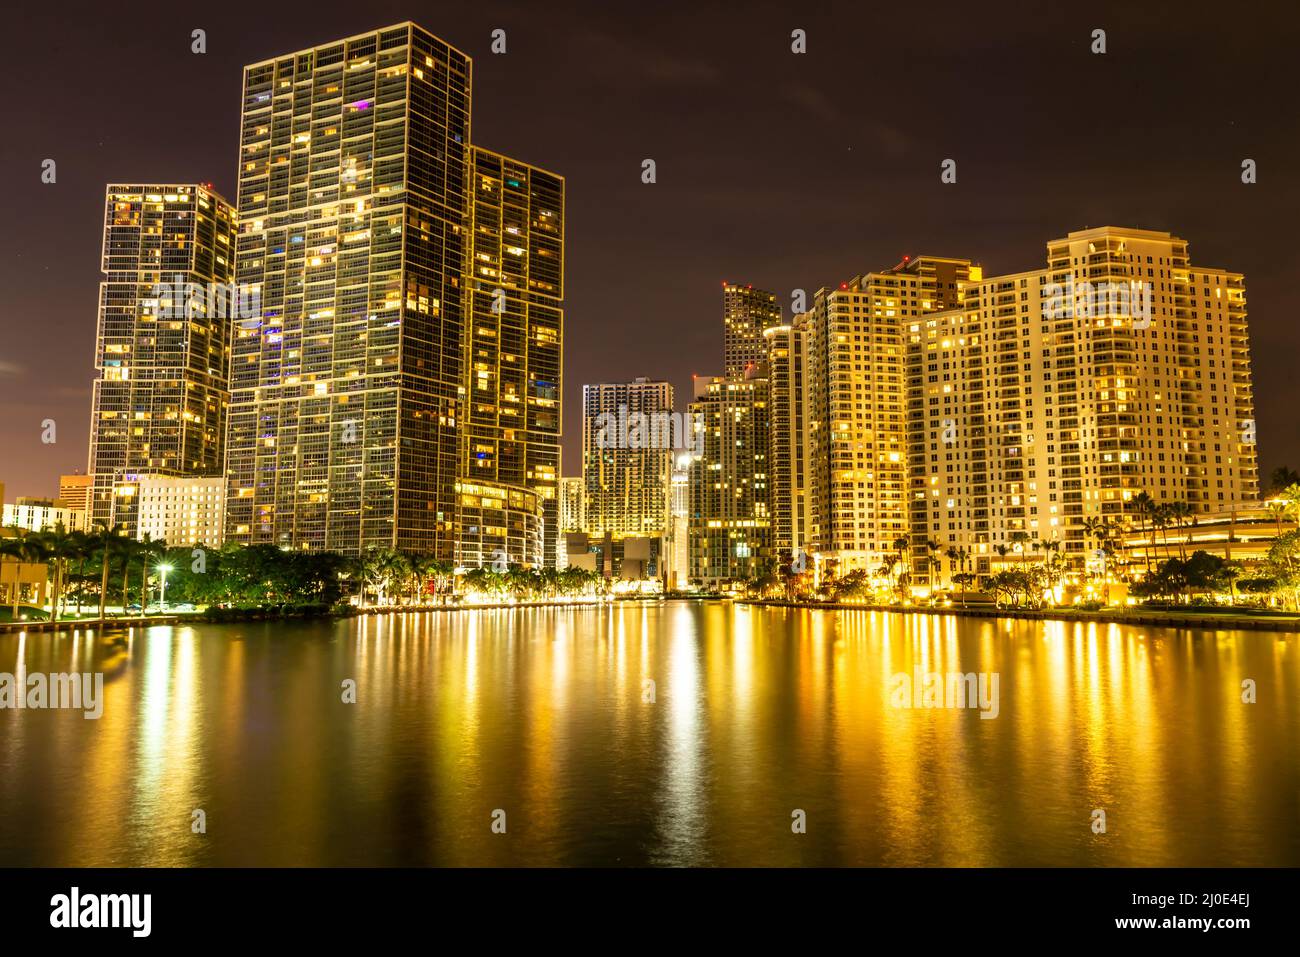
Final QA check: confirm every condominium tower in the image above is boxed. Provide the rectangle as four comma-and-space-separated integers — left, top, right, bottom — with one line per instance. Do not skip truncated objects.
723, 283, 782, 377
906, 226, 1258, 582
224, 23, 563, 563
88, 184, 237, 536
803, 255, 973, 574
764, 321, 811, 559
581, 378, 675, 540
688, 372, 771, 585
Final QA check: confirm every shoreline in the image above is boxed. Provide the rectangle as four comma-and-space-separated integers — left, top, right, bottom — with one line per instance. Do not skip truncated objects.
746, 599, 1300, 633
4, 599, 1296, 634
0, 615, 180, 634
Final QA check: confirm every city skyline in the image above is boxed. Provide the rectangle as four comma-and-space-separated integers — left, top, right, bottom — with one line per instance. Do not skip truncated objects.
3, 2, 1297, 501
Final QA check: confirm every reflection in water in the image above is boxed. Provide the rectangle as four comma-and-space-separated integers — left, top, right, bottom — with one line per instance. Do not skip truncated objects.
0, 604, 1296, 866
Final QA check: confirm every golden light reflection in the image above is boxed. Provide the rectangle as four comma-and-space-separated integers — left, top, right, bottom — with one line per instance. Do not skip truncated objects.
0, 607, 1294, 866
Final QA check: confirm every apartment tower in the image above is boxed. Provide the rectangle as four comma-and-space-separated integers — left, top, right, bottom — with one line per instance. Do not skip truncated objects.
723, 283, 782, 377
88, 184, 237, 536
906, 226, 1258, 582
224, 23, 563, 562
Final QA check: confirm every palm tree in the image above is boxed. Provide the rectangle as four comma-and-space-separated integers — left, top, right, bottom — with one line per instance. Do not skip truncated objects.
1151, 504, 1172, 563
90, 523, 127, 621
1160, 501, 1192, 562
1269, 466, 1300, 493
924, 539, 942, 590
117, 537, 141, 615
946, 545, 971, 607
1132, 490, 1156, 575
892, 535, 911, 596
1009, 530, 1029, 565
36, 525, 81, 622
137, 535, 166, 614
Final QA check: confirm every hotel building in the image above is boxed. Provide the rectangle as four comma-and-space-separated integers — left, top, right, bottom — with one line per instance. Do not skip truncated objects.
224, 23, 562, 563
906, 226, 1258, 583
135, 475, 226, 547
88, 184, 237, 537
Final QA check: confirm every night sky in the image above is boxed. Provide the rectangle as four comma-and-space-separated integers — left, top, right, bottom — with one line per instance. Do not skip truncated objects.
2, 0, 1296, 497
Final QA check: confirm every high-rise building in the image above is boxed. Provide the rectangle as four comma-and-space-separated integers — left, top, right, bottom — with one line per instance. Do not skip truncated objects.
723, 283, 782, 377
559, 476, 585, 533
88, 184, 237, 537
224, 23, 563, 563
764, 320, 812, 560
688, 372, 770, 586
460, 147, 564, 568
907, 226, 1258, 582
803, 256, 972, 574
581, 378, 675, 541
666, 455, 691, 590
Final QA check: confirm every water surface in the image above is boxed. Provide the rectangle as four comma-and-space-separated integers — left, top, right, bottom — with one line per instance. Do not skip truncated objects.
1, 603, 1296, 866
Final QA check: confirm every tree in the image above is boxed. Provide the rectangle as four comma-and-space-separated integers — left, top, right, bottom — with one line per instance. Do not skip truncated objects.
137, 536, 166, 613
1132, 490, 1157, 576
1167, 501, 1194, 562
1269, 466, 1300, 493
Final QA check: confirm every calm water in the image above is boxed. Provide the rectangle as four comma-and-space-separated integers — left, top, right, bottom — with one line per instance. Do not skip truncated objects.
1, 602, 1297, 866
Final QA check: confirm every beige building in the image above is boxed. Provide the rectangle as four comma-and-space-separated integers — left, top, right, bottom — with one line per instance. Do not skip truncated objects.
1116, 500, 1293, 568
135, 475, 226, 546
907, 227, 1258, 583
58, 474, 93, 531
803, 255, 972, 574
0, 527, 50, 615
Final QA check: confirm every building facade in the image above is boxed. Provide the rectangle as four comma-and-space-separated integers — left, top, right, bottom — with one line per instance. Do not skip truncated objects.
906, 227, 1258, 583
88, 184, 237, 537
580, 378, 675, 542
2, 499, 86, 534
460, 147, 564, 568
135, 475, 226, 546
58, 474, 93, 533
764, 320, 812, 561
723, 283, 782, 377
803, 255, 972, 575
224, 22, 563, 563
688, 373, 771, 586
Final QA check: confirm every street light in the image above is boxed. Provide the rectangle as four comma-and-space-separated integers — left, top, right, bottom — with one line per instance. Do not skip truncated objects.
156, 563, 174, 612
